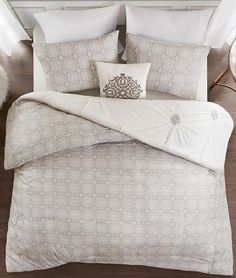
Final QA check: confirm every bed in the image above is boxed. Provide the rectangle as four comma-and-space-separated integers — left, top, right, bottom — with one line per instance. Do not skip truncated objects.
4, 5, 234, 276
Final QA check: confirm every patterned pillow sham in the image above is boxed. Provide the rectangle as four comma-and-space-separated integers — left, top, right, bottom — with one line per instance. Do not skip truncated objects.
96, 62, 150, 99
33, 31, 119, 93
126, 33, 210, 100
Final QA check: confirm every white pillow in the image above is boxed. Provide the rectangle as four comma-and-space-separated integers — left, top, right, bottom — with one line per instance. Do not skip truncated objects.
34, 5, 121, 43
126, 4, 213, 45
96, 62, 150, 99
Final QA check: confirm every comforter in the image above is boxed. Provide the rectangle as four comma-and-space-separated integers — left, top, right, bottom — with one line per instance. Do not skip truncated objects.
5, 91, 234, 274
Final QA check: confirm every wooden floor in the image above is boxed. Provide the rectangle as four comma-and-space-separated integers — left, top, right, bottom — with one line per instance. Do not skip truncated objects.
0, 41, 236, 277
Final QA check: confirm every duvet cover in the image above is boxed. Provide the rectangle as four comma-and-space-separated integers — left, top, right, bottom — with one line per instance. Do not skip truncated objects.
4, 91, 234, 275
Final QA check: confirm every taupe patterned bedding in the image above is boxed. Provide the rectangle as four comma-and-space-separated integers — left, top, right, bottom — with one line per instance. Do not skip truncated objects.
5, 96, 233, 274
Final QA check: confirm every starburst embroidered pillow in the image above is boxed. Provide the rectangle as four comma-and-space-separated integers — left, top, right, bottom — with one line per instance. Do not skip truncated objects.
96, 62, 150, 99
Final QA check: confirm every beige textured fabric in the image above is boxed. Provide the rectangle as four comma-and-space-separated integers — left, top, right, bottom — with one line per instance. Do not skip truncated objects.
33, 31, 119, 93
5, 98, 233, 274
127, 34, 210, 100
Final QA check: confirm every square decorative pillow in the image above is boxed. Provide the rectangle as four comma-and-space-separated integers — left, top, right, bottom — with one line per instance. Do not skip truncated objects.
96, 62, 150, 99
33, 31, 119, 93
126, 34, 210, 100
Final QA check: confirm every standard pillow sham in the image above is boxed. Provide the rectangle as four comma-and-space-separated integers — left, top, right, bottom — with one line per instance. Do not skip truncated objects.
34, 5, 121, 44
33, 31, 119, 93
96, 62, 150, 99
127, 34, 210, 100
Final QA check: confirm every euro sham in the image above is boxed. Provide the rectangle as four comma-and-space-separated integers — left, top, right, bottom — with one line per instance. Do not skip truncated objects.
34, 5, 121, 44
125, 5, 213, 45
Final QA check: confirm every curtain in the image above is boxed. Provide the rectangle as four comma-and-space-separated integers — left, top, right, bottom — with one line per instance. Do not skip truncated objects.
0, 0, 31, 56
205, 0, 236, 48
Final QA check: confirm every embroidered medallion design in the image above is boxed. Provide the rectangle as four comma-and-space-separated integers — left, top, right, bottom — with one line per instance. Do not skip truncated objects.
103, 73, 143, 99
170, 114, 181, 125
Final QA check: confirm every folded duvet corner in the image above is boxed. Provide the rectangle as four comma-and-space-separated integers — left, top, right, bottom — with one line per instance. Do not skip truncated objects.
5, 90, 234, 171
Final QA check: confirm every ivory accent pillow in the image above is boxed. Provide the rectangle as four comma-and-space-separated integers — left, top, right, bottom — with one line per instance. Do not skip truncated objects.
33, 31, 119, 93
127, 34, 210, 100
96, 62, 150, 99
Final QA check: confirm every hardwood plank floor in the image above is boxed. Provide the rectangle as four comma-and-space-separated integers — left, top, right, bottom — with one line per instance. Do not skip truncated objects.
0, 41, 236, 277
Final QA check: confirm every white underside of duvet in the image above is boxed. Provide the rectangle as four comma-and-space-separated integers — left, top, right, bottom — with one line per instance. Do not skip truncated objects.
19, 91, 233, 171
4, 91, 234, 274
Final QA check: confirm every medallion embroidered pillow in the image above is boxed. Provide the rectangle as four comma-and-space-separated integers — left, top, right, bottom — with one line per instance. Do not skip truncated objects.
33, 31, 119, 93
96, 62, 150, 99
126, 34, 210, 100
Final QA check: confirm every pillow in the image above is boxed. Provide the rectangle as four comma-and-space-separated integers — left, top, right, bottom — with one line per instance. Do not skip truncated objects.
123, 4, 212, 60
127, 34, 210, 100
33, 31, 119, 93
34, 5, 121, 43
126, 4, 213, 45
96, 62, 150, 99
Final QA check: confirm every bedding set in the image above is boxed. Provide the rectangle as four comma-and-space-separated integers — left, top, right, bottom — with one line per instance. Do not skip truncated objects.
5, 4, 234, 275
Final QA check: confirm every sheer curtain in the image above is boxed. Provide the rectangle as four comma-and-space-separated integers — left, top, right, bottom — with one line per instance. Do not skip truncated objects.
0, 0, 30, 56
205, 0, 236, 48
